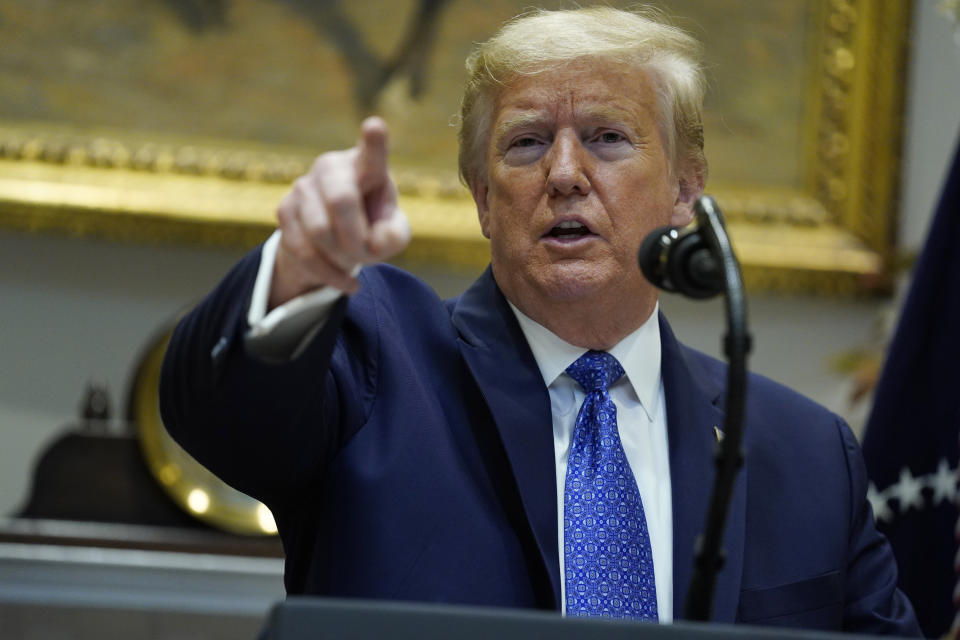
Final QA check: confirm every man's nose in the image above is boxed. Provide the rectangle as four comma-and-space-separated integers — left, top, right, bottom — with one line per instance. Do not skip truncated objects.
545, 134, 591, 197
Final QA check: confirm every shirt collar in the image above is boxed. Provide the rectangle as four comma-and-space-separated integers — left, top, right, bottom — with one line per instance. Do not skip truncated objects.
508, 302, 662, 421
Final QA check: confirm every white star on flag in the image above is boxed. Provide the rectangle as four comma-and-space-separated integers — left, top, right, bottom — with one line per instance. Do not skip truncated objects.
868, 482, 894, 523
891, 467, 925, 512
931, 458, 958, 505
867, 458, 959, 522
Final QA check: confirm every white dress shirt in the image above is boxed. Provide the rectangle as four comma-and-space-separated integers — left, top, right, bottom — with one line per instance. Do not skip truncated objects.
246, 235, 673, 620
246, 231, 345, 360
510, 304, 673, 621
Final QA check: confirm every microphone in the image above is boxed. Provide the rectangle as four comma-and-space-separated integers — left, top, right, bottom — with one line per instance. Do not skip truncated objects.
638, 194, 753, 622
637, 196, 725, 299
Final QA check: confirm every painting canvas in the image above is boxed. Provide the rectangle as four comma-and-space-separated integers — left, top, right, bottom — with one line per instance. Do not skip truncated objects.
0, 0, 912, 292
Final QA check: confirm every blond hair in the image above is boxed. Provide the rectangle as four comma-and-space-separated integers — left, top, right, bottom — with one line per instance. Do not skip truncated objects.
458, 6, 706, 187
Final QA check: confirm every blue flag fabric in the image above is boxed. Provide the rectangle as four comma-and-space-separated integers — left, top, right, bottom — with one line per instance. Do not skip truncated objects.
862, 141, 960, 638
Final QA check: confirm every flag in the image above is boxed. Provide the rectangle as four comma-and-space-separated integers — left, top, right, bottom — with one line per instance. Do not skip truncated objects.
862, 140, 960, 638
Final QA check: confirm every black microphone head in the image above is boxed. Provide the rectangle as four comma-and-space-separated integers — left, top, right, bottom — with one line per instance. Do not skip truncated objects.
638, 224, 722, 299
638, 226, 681, 292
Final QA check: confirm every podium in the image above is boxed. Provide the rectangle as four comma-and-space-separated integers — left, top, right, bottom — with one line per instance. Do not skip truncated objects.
266, 598, 882, 640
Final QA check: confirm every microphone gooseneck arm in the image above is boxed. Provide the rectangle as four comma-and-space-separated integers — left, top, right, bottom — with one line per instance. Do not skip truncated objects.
638, 195, 752, 622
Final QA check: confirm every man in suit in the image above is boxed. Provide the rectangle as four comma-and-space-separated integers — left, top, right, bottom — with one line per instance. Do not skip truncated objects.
160, 7, 920, 634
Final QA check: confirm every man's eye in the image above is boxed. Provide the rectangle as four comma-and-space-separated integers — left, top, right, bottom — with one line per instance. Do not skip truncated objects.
596, 131, 625, 144
512, 137, 540, 148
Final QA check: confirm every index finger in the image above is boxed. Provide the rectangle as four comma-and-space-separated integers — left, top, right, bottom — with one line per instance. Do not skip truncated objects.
356, 116, 390, 194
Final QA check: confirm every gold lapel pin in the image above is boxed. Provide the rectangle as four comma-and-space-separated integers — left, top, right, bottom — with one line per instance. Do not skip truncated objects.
714, 426, 725, 442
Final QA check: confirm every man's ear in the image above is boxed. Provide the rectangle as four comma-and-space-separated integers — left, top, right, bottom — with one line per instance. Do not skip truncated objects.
670, 163, 705, 227
471, 179, 492, 239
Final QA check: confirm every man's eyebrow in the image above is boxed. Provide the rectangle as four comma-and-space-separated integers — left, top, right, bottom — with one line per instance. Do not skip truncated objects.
579, 104, 640, 127
493, 113, 547, 142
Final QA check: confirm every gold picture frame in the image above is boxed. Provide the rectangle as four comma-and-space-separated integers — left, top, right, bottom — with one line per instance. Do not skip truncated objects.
0, 0, 911, 294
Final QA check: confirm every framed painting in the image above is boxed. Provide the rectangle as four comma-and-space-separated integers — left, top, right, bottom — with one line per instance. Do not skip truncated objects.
0, 0, 912, 293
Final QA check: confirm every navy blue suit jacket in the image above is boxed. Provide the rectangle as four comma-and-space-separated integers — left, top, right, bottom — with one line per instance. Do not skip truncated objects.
160, 249, 919, 635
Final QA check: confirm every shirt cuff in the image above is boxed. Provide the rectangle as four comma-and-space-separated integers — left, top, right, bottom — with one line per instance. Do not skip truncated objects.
245, 230, 347, 361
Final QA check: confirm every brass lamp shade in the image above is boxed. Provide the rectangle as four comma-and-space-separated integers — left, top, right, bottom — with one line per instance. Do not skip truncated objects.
132, 328, 279, 537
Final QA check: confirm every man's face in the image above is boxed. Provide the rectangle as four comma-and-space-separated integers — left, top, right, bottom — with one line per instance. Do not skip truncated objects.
472, 59, 700, 329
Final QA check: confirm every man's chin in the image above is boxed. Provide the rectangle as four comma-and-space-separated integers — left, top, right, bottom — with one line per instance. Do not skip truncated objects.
493, 258, 638, 306
532, 263, 616, 301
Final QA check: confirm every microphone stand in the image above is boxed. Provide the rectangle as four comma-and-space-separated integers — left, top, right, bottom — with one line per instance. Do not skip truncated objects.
682, 196, 752, 622
638, 195, 752, 621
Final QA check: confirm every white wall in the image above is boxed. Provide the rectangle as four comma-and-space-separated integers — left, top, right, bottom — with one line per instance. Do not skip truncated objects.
900, 1, 960, 252
0, 232, 247, 518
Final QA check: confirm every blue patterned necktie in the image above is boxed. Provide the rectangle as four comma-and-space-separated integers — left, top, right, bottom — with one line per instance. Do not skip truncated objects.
563, 350, 658, 620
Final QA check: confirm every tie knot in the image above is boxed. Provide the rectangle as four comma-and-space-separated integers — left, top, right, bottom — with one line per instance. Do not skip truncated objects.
566, 350, 624, 393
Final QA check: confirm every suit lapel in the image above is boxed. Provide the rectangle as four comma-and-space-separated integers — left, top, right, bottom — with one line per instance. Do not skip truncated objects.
451, 268, 561, 608
660, 315, 746, 623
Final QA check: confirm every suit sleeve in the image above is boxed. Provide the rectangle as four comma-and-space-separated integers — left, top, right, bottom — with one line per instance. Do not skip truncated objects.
158, 246, 378, 507
838, 419, 922, 636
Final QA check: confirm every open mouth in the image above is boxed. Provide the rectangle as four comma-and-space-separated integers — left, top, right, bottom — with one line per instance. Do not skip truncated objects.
546, 220, 592, 240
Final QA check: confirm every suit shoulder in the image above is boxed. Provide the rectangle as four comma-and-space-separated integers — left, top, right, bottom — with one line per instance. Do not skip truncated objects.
357, 263, 441, 300
348, 264, 456, 346
351, 264, 447, 316
680, 345, 847, 448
